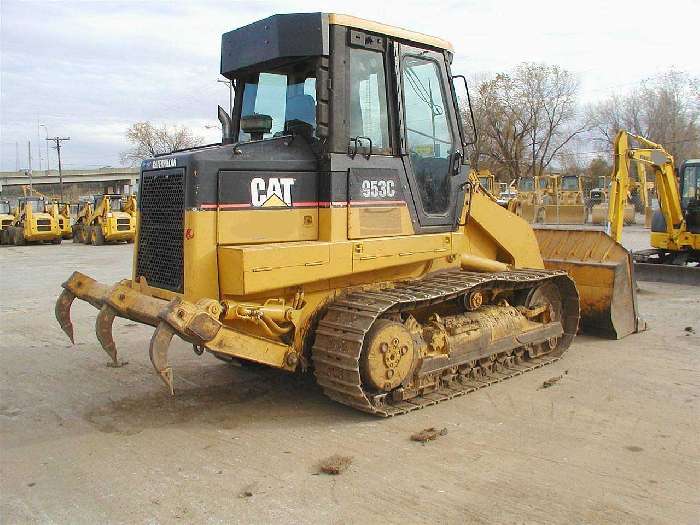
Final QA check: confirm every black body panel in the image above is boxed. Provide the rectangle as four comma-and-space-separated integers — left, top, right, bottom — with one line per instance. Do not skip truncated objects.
221, 13, 329, 78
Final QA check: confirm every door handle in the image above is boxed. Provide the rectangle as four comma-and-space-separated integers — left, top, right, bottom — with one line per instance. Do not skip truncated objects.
452, 151, 463, 176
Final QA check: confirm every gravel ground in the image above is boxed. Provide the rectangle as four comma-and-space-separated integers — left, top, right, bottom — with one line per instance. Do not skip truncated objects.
1, 224, 698, 524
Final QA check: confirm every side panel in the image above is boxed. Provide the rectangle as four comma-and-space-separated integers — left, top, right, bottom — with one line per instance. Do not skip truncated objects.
216, 170, 319, 244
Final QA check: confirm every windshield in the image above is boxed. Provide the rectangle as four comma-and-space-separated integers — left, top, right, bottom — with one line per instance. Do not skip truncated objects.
0, 202, 9, 214
538, 177, 549, 190
238, 60, 316, 142
681, 164, 699, 207
109, 197, 123, 211
560, 176, 579, 191
518, 178, 534, 191
24, 198, 45, 213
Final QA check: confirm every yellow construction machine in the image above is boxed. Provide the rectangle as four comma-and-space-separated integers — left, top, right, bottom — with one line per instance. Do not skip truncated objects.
0, 199, 13, 245
54, 14, 643, 415
7, 196, 62, 245
75, 194, 136, 245
591, 175, 637, 226
48, 202, 74, 240
606, 131, 699, 269
72, 196, 94, 243
541, 174, 588, 224
477, 170, 496, 195
507, 176, 546, 222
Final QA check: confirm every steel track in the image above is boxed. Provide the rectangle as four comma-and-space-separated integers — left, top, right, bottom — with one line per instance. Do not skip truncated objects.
311, 268, 580, 416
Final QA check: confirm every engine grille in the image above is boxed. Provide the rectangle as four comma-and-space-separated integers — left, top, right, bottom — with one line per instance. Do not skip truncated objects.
117, 218, 131, 231
136, 169, 185, 292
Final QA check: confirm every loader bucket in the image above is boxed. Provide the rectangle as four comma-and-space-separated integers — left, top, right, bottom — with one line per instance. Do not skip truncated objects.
591, 203, 636, 225
542, 204, 588, 224
533, 228, 644, 339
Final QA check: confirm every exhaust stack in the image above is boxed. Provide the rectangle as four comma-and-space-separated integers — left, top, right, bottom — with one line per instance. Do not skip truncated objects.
218, 105, 234, 145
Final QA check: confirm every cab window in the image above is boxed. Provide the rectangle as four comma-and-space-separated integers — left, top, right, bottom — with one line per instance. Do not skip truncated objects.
682, 165, 699, 207
402, 55, 454, 214
238, 61, 317, 141
348, 48, 389, 151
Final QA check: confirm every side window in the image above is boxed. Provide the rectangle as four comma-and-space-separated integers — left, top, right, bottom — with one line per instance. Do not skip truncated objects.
402, 56, 454, 214
348, 48, 390, 151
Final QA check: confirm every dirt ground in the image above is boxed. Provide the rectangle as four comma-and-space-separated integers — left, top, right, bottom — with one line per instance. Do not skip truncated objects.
1, 225, 698, 524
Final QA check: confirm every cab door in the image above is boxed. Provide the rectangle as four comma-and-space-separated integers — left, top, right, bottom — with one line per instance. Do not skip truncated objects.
397, 44, 466, 230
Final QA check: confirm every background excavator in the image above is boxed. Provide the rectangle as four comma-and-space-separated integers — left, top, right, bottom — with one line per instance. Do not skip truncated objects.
605, 131, 699, 271
54, 13, 642, 416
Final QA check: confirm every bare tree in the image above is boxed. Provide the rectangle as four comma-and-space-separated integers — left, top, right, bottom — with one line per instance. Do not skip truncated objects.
121, 122, 204, 165
466, 63, 589, 182
589, 71, 700, 161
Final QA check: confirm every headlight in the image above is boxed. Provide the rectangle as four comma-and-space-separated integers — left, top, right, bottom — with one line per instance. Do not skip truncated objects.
107, 213, 113, 218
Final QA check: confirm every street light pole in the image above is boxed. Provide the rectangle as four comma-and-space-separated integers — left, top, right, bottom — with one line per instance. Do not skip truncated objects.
47, 137, 70, 201
217, 78, 233, 116
40, 125, 50, 173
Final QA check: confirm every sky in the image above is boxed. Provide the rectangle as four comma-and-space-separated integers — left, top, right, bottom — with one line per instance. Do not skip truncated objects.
1, 0, 699, 171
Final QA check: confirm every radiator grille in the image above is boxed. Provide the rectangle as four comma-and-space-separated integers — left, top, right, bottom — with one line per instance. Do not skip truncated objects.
136, 169, 185, 292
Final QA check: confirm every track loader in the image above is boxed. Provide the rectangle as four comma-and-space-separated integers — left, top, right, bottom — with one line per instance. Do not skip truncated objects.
8, 196, 62, 245
76, 194, 135, 245
54, 14, 643, 415
0, 199, 13, 245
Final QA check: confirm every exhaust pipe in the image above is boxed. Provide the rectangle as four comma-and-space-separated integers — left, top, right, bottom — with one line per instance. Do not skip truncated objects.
218, 105, 234, 145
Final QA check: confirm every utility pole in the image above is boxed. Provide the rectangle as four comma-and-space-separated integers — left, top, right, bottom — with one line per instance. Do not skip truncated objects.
36, 118, 43, 171
27, 140, 33, 192
217, 78, 233, 116
15, 142, 19, 171
47, 137, 70, 201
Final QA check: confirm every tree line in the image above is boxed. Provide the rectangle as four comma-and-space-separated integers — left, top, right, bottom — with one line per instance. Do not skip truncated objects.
462, 65, 699, 183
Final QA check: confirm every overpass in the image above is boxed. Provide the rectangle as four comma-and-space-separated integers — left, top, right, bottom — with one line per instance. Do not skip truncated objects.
0, 168, 140, 203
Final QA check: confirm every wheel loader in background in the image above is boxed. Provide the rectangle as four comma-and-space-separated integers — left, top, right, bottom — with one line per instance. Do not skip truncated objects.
591, 176, 637, 226
55, 13, 643, 416
72, 196, 94, 243
7, 196, 62, 245
541, 174, 588, 224
0, 199, 13, 244
74, 194, 136, 245
47, 202, 74, 240
507, 176, 546, 222
605, 131, 699, 268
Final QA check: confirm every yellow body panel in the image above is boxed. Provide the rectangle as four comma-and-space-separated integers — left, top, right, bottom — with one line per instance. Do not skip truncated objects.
217, 208, 318, 244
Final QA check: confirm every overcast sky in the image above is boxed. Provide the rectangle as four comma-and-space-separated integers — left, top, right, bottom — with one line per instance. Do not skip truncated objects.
2, 0, 698, 171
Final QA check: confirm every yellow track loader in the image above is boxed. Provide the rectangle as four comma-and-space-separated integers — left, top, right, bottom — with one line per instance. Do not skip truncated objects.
0, 199, 13, 245
54, 14, 643, 415
8, 196, 62, 245
76, 194, 135, 245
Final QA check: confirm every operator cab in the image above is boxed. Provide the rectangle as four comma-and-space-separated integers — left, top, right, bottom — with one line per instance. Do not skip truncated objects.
93, 194, 123, 212
680, 160, 700, 232
0, 200, 10, 214
20, 196, 46, 213
518, 177, 535, 192
560, 175, 580, 191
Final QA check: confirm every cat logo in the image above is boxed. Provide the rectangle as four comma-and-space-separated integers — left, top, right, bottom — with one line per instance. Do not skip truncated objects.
250, 177, 295, 207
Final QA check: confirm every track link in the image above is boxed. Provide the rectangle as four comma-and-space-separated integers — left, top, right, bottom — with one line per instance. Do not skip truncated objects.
311, 268, 579, 416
